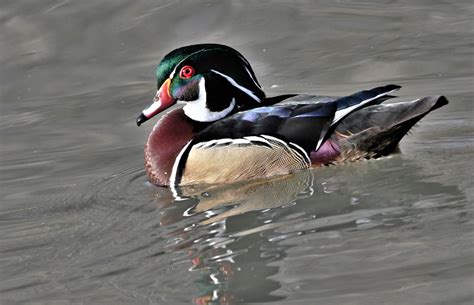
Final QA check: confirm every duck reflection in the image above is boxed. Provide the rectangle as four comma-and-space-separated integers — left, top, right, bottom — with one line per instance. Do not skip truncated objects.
152, 157, 463, 305
179, 171, 314, 225
156, 171, 313, 304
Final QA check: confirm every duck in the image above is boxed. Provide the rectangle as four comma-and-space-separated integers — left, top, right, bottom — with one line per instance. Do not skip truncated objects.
136, 43, 448, 187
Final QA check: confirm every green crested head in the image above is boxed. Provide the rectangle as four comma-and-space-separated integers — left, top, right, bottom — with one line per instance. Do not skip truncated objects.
154, 45, 205, 87
137, 44, 266, 126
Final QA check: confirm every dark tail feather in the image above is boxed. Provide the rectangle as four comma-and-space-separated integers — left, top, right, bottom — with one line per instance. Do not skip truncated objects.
335, 96, 449, 158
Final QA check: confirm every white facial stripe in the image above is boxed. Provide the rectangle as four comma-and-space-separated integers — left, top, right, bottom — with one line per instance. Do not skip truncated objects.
230, 53, 260, 90
182, 78, 236, 122
244, 66, 262, 89
169, 49, 207, 79
237, 53, 251, 66
210, 69, 261, 103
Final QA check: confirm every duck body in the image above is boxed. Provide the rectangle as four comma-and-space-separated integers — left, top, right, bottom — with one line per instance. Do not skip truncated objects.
137, 44, 448, 187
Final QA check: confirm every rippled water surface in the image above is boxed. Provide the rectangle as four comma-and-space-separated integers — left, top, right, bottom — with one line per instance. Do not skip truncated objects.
1, 1, 473, 304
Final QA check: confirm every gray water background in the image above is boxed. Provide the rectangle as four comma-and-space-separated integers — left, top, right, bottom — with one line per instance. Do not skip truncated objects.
1, 0, 473, 304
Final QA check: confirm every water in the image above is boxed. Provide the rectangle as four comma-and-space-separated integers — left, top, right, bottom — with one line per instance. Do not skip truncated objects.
1, 0, 473, 304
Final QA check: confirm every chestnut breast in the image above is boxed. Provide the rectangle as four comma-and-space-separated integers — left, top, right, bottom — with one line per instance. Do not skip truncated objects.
144, 108, 201, 186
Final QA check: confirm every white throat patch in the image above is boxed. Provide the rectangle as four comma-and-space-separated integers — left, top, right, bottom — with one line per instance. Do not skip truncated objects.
182, 78, 236, 122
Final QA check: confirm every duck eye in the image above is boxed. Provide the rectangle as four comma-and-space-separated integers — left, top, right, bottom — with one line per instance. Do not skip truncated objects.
179, 65, 195, 79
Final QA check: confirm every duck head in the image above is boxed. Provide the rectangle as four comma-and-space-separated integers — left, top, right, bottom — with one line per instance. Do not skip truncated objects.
136, 44, 265, 125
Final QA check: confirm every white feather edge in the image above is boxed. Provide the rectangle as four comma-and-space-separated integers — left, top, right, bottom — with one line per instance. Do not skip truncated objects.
315, 87, 400, 151
192, 134, 310, 162
261, 135, 311, 164
331, 88, 400, 126
211, 69, 261, 103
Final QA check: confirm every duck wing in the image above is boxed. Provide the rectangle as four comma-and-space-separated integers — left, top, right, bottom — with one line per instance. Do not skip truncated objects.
193, 84, 401, 152
172, 85, 400, 185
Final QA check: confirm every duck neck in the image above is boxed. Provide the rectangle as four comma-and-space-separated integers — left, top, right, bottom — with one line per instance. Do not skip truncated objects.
145, 108, 209, 186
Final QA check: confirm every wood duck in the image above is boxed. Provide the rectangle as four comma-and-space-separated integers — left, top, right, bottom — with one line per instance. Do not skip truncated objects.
136, 44, 448, 187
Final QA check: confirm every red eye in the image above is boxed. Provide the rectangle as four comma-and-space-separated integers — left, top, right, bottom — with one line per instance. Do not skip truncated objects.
179, 65, 195, 79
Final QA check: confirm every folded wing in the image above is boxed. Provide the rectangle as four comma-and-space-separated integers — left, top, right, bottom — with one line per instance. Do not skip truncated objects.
173, 84, 400, 185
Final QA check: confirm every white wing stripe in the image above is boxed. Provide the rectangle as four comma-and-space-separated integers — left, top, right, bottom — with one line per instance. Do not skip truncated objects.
332, 88, 399, 126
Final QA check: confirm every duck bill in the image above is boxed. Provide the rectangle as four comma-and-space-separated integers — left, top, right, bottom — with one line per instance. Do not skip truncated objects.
136, 78, 175, 126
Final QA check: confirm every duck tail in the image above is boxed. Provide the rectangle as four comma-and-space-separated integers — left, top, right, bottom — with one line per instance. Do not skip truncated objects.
333, 95, 449, 159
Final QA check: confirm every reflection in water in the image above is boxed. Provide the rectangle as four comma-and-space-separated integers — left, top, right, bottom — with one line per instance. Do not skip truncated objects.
180, 172, 314, 224
152, 158, 464, 304
159, 172, 314, 304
